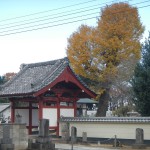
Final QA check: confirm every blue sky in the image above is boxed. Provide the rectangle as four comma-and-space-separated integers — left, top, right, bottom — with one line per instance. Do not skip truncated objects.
0, 0, 149, 75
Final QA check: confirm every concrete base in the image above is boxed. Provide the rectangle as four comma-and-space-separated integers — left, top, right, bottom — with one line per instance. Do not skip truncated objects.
0, 143, 14, 150
27, 138, 55, 150
36, 136, 51, 143
1, 138, 12, 144
35, 142, 54, 150
27, 142, 55, 150
132, 144, 146, 149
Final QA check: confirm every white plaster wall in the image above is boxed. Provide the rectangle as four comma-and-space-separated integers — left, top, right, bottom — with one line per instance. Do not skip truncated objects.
60, 122, 150, 140
3, 108, 11, 120
32, 109, 38, 126
15, 109, 29, 125
87, 110, 97, 117
43, 108, 57, 126
60, 108, 74, 117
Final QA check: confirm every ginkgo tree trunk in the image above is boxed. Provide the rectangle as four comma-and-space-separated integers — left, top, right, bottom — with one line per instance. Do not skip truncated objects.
66, 2, 144, 116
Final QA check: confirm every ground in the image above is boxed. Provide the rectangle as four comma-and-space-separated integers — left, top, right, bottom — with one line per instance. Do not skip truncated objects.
54, 140, 150, 150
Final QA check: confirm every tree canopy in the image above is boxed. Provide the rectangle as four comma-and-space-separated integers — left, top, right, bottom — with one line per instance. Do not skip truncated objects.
0, 73, 16, 103
0, 76, 5, 85
132, 33, 150, 116
66, 2, 144, 116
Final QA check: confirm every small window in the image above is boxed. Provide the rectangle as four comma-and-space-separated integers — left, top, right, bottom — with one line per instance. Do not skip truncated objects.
60, 102, 73, 106
44, 101, 56, 106
60, 102, 67, 106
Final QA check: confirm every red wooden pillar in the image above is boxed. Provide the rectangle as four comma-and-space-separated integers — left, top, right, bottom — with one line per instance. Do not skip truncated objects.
38, 98, 43, 120
74, 100, 77, 117
10, 101, 15, 123
73, 95, 78, 117
56, 95, 61, 136
28, 102, 32, 135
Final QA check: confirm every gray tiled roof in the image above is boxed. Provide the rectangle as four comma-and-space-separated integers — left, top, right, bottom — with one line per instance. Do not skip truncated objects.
0, 57, 91, 97
0, 103, 10, 113
77, 98, 98, 104
60, 117, 150, 123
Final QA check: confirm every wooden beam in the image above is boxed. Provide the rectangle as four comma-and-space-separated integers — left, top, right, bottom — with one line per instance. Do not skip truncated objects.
28, 102, 32, 135
34, 67, 96, 98
56, 94, 61, 137
10, 101, 15, 123
38, 98, 43, 120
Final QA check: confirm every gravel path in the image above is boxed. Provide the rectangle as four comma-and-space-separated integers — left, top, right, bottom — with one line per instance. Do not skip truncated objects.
55, 143, 114, 150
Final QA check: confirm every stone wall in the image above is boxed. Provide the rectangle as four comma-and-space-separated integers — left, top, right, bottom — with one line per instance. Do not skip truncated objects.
0, 123, 28, 150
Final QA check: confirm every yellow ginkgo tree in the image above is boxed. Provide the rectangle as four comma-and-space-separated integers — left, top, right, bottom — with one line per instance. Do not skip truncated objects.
66, 2, 144, 116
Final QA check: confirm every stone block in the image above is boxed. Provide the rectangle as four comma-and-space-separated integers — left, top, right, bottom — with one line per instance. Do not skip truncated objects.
30, 142, 55, 150
49, 142, 55, 150
61, 131, 70, 141
1, 138, 12, 144
3, 125, 11, 139
27, 119, 55, 150
9, 125, 13, 129
19, 124, 26, 129
132, 128, 147, 149
9, 128, 13, 138
20, 128, 27, 134
19, 133, 28, 141
82, 132, 87, 143
135, 128, 144, 144
0, 127, 3, 139
28, 139, 33, 149
0, 143, 14, 150
71, 126, 77, 143
17, 141, 28, 149
61, 122, 69, 131
13, 133, 20, 139
12, 137, 19, 147
61, 122, 70, 142
39, 119, 49, 137
36, 136, 51, 143
12, 124, 19, 131
0, 124, 28, 150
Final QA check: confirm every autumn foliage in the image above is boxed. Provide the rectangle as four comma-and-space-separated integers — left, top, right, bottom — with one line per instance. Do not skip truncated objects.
4, 72, 16, 81
67, 3, 144, 82
97, 3, 143, 70
66, 2, 144, 116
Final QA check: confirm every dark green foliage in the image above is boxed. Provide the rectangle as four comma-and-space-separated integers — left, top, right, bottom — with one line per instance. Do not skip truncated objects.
132, 33, 150, 116
0, 76, 9, 103
0, 98, 9, 103
0, 76, 6, 85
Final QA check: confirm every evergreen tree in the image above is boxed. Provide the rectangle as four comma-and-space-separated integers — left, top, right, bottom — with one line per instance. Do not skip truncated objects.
0, 76, 9, 103
0, 76, 6, 85
132, 33, 150, 116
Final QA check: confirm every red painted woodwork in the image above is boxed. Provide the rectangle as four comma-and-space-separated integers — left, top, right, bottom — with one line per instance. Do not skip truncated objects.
57, 96, 60, 137
9, 66, 96, 136
49, 127, 57, 129
29, 102, 32, 135
10, 101, 15, 123
73, 101, 77, 117
34, 67, 96, 98
38, 99, 43, 120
